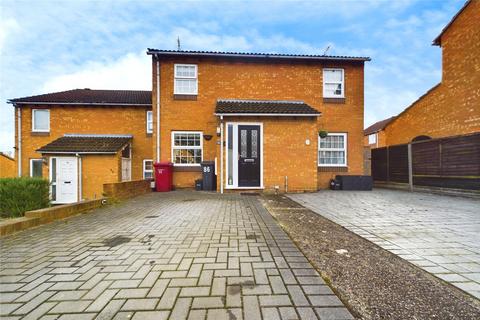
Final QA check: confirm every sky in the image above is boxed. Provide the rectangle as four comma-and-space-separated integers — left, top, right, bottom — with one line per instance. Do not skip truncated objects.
0, 0, 465, 154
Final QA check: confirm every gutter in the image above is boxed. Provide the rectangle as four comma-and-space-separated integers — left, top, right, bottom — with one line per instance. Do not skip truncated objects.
8, 102, 151, 106
36, 151, 119, 155
17, 107, 21, 177
156, 55, 161, 162
214, 113, 320, 117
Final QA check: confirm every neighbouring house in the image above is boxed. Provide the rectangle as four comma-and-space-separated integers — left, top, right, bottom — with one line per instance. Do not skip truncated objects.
9, 49, 370, 203
8, 89, 153, 203
363, 116, 396, 148
0, 152, 15, 178
366, 0, 479, 148
147, 49, 370, 192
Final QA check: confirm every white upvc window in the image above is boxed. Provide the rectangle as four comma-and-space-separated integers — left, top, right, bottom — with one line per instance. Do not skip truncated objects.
32, 109, 50, 132
30, 159, 43, 177
318, 133, 347, 166
146, 111, 153, 134
174, 64, 198, 95
171, 131, 203, 166
368, 133, 377, 144
323, 68, 344, 98
143, 159, 153, 179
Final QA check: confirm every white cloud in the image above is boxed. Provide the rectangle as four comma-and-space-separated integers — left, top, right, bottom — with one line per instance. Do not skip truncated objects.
0, 17, 20, 54
40, 52, 151, 92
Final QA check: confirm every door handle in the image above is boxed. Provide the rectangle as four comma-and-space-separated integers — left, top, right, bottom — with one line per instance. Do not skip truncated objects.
244, 159, 254, 163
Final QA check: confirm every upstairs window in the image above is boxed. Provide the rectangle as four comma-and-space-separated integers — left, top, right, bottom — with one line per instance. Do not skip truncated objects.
32, 109, 50, 132
368, 133, 377, 144
323, 69, 344, 98
318, 133, 347, 166
174, 64, 198, 95
171, 131, 202, 165
146, 111, 153, 134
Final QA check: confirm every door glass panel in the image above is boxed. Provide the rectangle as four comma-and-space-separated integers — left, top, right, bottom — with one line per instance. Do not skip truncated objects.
51, 185, 56, 201
240, 130, 247, 158
51, 158, 56, 182
251, 130, 258, 158
227, 124, 233, 185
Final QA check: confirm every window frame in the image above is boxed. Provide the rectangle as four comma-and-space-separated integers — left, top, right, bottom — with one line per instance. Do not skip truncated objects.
323, 68, 345, 98
174, 64, 198, 95
146, 111, 153, 134
318, 133, 348, 167
143, 159, 154, 179
30, 158, 43, 177
368, 133, 377, 145
171, 131, 203, 166
32, 109, 50, 132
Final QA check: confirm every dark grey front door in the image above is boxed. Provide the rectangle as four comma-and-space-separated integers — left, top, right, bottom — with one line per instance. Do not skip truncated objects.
238, 125, 261, 187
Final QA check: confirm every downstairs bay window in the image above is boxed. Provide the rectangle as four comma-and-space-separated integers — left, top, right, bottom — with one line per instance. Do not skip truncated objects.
318, 133, 347, 166
171, 131, 203, 165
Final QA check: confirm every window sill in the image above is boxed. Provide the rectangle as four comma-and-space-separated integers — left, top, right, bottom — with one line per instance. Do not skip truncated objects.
146, 133, 153, 137
318, 166, 348, 172
31, 131, 50, 136
323, 97, 345, 104
173, 94, 197, 101
173, 166, 202, 172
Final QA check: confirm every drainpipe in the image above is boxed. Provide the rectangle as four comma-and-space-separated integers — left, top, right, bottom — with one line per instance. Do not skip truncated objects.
156, 55, 161, 163
17, 107, 22, 177
77, 154, 82, 201
220, 115, 224, 194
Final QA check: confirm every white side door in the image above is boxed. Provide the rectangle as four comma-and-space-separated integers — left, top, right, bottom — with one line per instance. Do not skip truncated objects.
56, 157, 78, 204
121, 158, 131, 181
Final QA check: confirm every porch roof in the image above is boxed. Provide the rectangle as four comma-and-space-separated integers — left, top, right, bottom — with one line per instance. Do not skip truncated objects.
214, 99, 321, 117
36, 134, 132, 154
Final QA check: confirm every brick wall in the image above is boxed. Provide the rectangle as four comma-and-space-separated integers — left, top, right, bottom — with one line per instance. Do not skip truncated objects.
152, 58, 365, 190
103, 179, 151, 199
0, 153, 15, 178
364, 130, 387, 148
81, 154, 121, 199
14, 105, 153, 199
384, 1, 480, 145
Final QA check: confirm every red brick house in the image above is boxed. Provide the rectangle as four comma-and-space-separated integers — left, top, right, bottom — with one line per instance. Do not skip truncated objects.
9, 49, 370, 202
9, 89, 153, 202
147, 49, 370, 192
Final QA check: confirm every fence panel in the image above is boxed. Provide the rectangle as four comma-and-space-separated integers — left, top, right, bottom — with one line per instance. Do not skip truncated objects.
440, 134, 480, 177
388, 144, 409, 183
372, 132, 480, 191
371, 147, 388, 181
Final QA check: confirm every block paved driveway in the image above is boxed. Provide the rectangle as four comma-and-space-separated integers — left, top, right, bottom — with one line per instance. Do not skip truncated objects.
0, 191, 352, 320
290, 189, 480, 299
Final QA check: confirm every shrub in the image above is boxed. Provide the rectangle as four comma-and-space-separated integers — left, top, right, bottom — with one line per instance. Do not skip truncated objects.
0, 177, 50, 218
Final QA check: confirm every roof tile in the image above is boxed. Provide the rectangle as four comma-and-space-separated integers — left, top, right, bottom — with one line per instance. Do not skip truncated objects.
215, 99, 320, 116
37, 135, 132, 154
9, 89, 151, 105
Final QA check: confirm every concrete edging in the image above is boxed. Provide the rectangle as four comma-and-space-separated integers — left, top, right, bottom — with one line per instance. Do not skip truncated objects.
0, 198, 107, 237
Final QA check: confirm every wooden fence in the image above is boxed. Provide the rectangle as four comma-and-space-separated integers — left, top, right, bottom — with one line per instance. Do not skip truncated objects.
371, 132, 480, 190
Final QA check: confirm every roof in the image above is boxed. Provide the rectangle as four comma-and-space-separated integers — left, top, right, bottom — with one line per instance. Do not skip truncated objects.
433, 0, 472, 46
0, 152, 14, 161
8, 89, 151, 106
147, 49, 371, 62
215, 99, 321, 116
364, 116, 396, 135
36, 134, 132, 154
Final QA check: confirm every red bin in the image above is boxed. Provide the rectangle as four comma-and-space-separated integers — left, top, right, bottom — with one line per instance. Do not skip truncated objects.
154, 162, 173, 192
